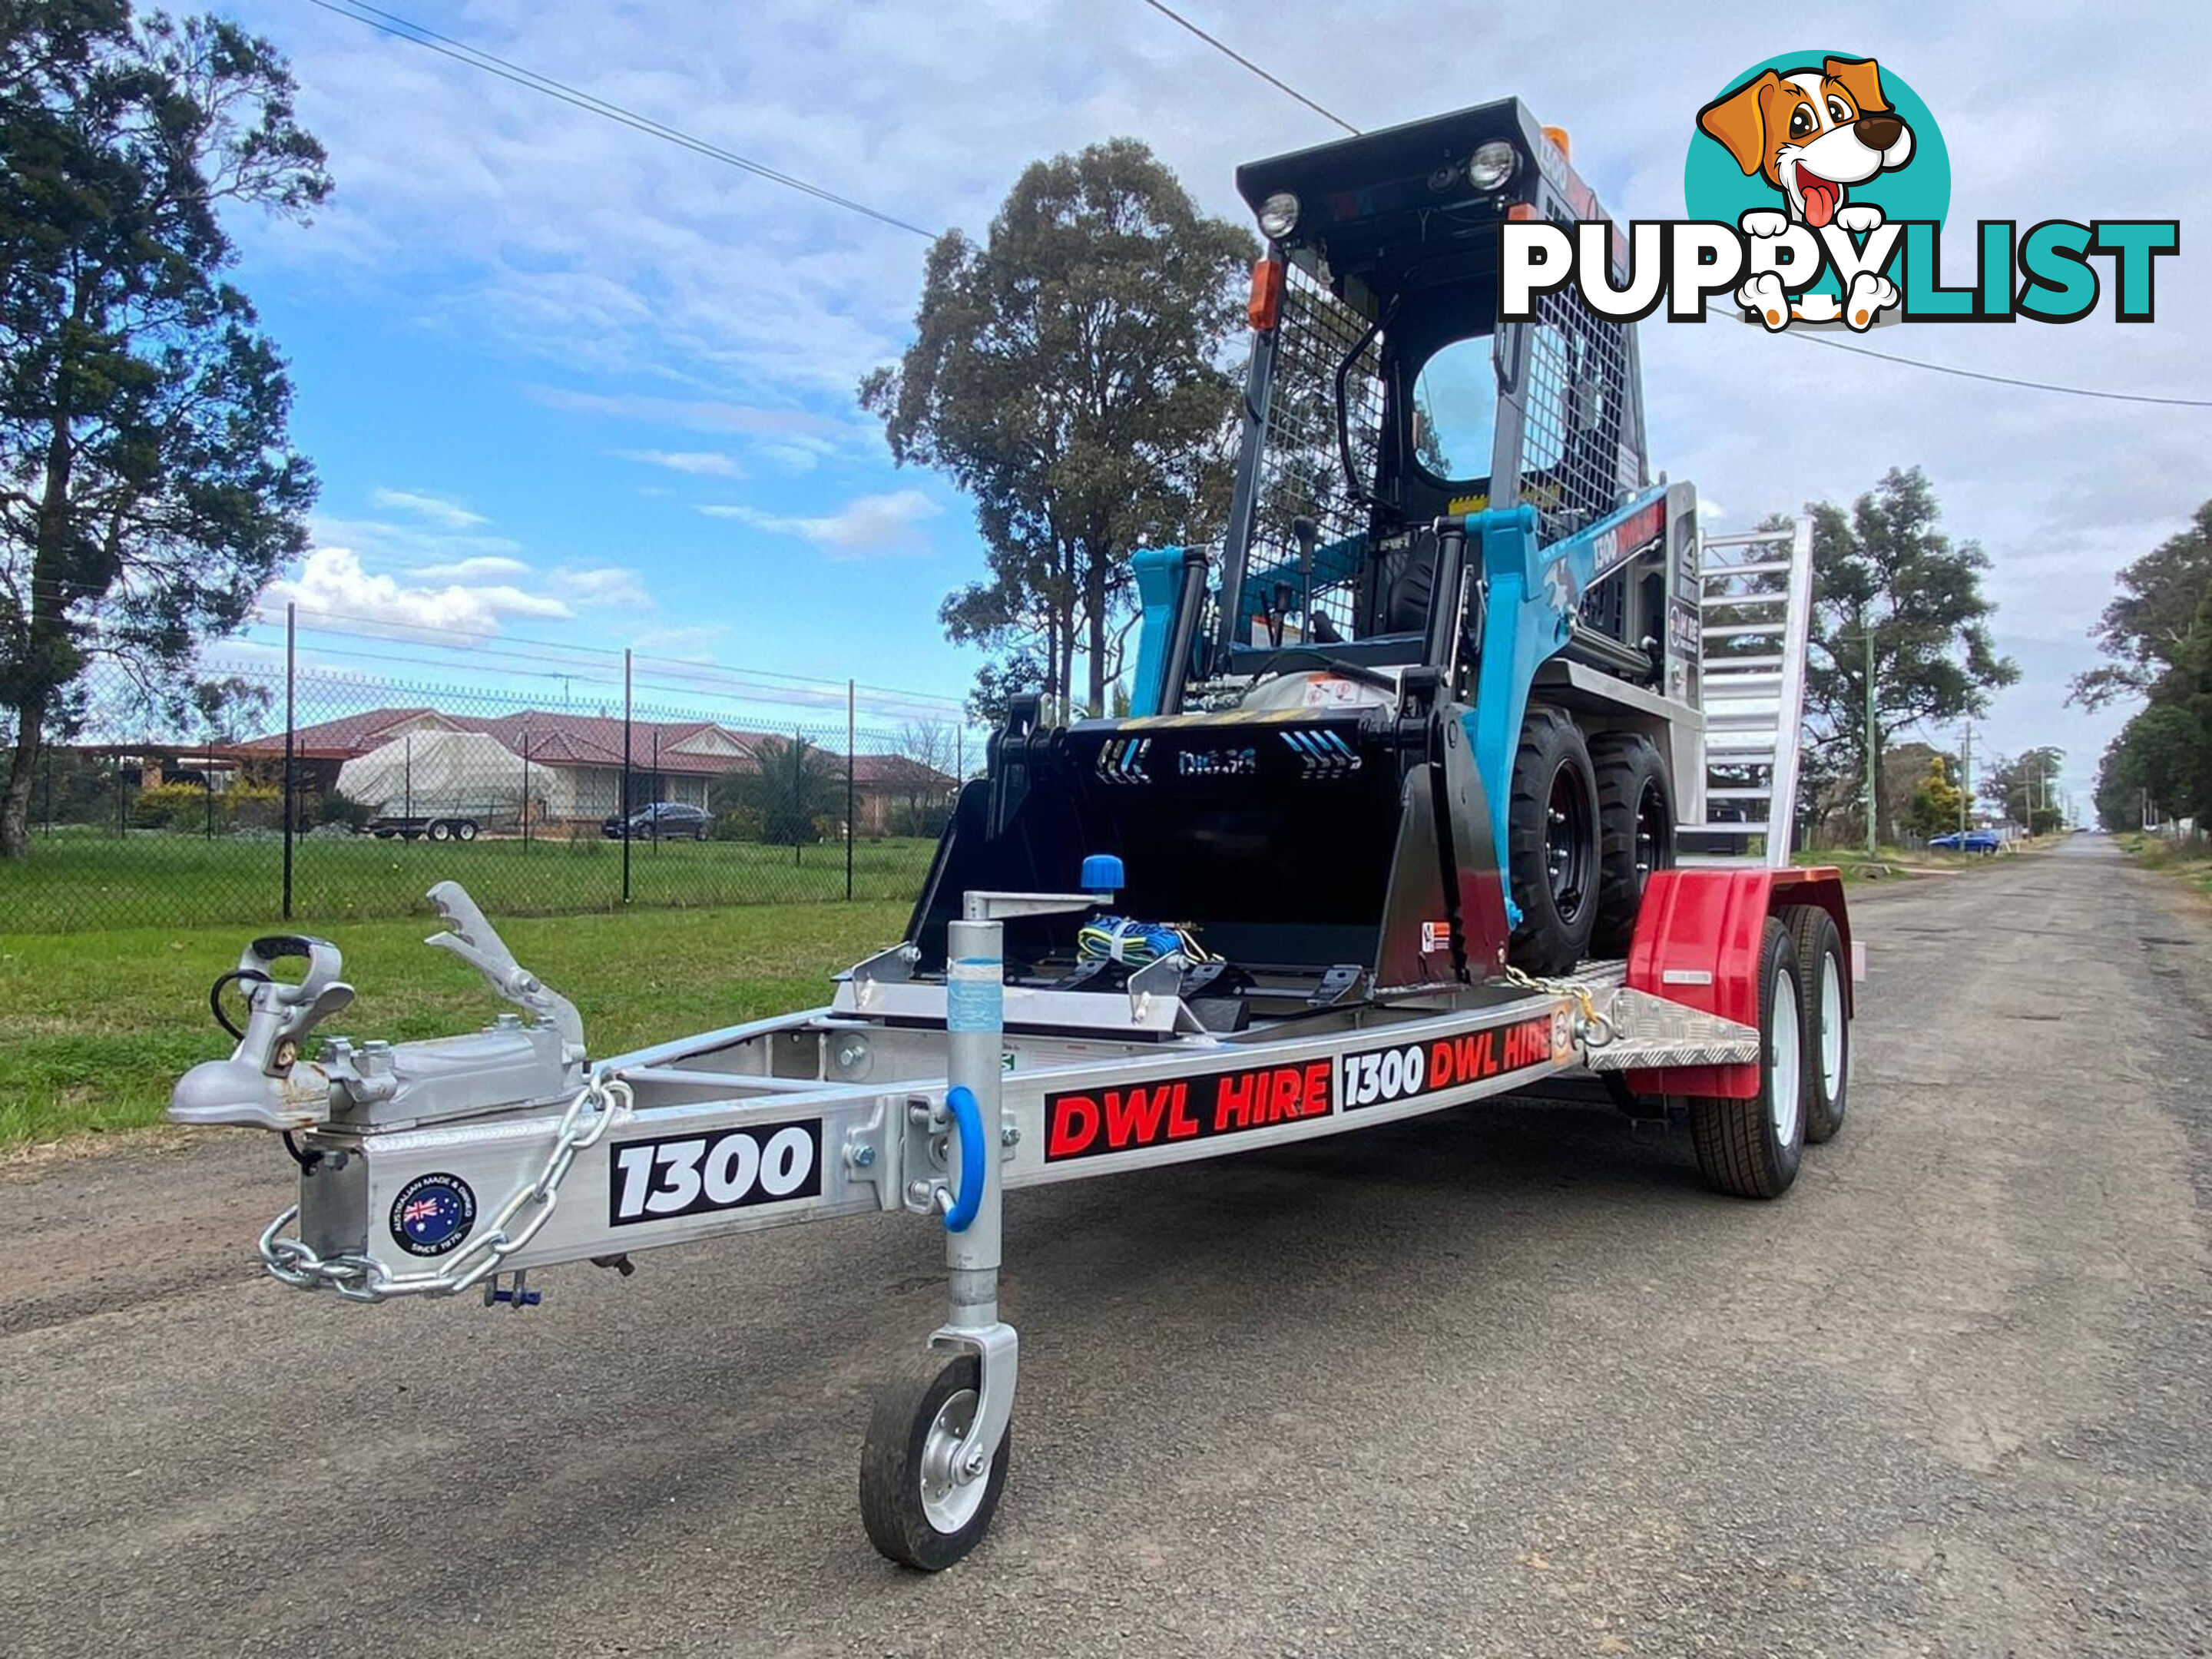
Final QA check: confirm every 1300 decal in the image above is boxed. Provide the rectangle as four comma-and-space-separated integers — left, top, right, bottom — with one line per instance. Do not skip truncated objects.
609, 1118, 823, 1226
1339, 1015, 1561, 1110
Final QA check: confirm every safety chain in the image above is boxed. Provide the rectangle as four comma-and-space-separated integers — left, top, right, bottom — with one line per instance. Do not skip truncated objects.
1498, 964, 1618, 1048
259, 1075, 632, 1303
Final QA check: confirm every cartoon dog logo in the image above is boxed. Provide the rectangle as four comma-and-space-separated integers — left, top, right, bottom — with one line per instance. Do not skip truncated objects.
1697, 55, 1913, 328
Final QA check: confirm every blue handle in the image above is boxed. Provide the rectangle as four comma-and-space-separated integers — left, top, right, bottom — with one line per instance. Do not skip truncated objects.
942, 1085, 985, 1233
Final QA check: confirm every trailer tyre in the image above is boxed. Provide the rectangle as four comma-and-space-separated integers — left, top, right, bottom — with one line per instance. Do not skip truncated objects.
1689, 916, 1804, 1199
427, 819, 453, 842
1508, 706, 1601, 975
455, 819, 478, 843
1589, 733, 1674, 958
1782, 904, 1849, 1144
860, 1346, 1010, 1571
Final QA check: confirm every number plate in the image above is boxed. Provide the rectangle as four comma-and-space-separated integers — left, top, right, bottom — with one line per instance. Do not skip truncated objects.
608, 1118, 823, 1226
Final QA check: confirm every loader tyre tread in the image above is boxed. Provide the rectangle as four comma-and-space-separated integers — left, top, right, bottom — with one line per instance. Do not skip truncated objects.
1508, 706, 1601, 976
1589, 732, 1674, 958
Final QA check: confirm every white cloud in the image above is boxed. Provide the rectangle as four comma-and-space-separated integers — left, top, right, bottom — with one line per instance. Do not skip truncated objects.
761, 442, 824, 473
413, 555, 533, 581
555, 565, 654, 608
700, 488, 941, 557
310, 509, 525, 570
270, 546, 571, 639
531, 387, 857, 442
369, 487, 489, 530
614, 448, 745, 478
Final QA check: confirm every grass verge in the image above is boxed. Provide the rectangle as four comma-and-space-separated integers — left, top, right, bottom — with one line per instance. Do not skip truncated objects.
1796, 843, 2021, 880
2120, 832, 2212, 900
0, 901, 908, 1148
2, 827, 937, 934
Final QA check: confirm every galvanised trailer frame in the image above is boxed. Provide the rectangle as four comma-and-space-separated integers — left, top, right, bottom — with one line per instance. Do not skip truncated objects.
176, 863, 1853, 1568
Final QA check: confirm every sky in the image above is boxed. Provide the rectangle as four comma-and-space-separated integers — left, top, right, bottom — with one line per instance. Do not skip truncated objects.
212, 0, 2211, 808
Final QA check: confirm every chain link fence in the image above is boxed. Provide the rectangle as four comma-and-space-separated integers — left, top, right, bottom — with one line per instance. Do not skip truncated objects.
7, 611, 984, 935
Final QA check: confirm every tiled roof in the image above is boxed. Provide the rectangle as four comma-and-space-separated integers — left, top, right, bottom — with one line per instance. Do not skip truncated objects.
233, 705, 953, 787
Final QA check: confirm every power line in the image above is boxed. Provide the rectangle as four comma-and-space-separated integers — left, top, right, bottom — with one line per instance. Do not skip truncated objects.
1698, 305, 2211, 408
1139, 1, 1359, 136
1773, 326, 2212, 409
303, 0, 939, 239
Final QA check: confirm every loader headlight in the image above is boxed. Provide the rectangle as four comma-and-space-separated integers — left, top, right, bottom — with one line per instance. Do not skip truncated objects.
1468, 141, 1518, 193
1257, 191, 1300, 240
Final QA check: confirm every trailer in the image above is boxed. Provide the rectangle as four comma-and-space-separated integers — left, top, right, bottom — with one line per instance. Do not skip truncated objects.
363, 811, 489, 842
168, 100, 1856, 1571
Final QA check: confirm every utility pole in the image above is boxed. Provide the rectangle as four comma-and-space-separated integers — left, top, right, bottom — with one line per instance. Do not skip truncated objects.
1959, 720, 1972, 835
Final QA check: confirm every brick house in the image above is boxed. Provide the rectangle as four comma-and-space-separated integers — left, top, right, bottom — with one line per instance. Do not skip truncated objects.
235, 707, 954, 834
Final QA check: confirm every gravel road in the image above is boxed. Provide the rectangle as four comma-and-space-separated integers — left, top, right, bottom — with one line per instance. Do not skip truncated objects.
4, 837, 2207, 1657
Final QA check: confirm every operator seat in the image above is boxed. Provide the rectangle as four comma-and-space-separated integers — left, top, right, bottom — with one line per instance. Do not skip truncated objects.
1383, 546, 1435, 634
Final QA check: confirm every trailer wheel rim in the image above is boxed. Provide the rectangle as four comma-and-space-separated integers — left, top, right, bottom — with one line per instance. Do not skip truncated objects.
1545, 763, 1594, 919
1769, 967, 1802, 1146
1818, 950, 1845, 1098
917, 1386, 988, 1533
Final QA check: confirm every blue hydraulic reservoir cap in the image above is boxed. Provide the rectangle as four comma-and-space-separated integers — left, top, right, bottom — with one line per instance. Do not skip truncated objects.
1080, 853, 1124, 897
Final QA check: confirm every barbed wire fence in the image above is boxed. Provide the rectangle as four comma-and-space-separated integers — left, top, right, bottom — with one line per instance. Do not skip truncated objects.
9, 605, 988, 935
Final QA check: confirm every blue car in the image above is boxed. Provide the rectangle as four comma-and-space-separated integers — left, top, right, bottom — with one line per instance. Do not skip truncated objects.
1928, 830, 2000, 855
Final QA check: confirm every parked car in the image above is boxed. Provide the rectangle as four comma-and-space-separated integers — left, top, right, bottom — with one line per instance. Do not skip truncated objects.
1927, 829, 2000, 855
602, 801, 712, 841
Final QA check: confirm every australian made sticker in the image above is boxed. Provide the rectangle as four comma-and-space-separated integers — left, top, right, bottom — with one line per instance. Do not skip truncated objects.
390, 1173, 478, 1257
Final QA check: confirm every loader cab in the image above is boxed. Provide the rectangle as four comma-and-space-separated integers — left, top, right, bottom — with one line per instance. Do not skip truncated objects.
1178, 99, 1649, 707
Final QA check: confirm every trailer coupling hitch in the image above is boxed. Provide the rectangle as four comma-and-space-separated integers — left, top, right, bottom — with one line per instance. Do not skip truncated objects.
170, 883, 586, 1136
173, 934, 356, 1133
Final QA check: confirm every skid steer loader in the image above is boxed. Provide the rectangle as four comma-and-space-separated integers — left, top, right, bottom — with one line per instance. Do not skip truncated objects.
916, 100, 1738, 997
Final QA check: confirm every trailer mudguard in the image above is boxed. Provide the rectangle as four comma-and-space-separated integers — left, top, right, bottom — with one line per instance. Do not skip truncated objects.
1622, 866, 1852, 1098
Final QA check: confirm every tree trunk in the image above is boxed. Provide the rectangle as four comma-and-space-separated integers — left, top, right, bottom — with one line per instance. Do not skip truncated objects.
1871, 727, 1894, 848
0, 699, 43, 859
1056, 591, 1078, 727
8, 322, 81, 860
1084, 556, 1108, 717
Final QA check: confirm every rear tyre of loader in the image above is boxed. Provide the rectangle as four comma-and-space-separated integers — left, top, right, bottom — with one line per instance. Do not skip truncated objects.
1588, 732, 1674, 959
1689, 916, 1804, 1199
1781, 904, 1849, 1144
860, 1347, 1010, 1571
1508, 706, 1601, 975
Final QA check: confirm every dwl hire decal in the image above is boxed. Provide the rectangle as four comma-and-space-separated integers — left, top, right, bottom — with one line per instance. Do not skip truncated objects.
1499, 52, 2177, 333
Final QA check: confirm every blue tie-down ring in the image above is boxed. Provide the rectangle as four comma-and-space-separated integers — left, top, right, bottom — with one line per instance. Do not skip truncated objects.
942, 1085, 985, 1233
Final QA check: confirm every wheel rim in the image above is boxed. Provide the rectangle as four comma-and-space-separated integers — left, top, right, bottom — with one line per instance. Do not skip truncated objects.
1545, 763, 1594, 920
1818, 951, 1845, 1098
1769, 967, 1802, 1146
917, 1386, 988, 1533
1632, 777, 1668, 890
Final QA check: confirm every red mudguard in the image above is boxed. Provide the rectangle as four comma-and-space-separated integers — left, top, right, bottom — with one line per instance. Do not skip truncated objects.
1623, 866, 1852, 1099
